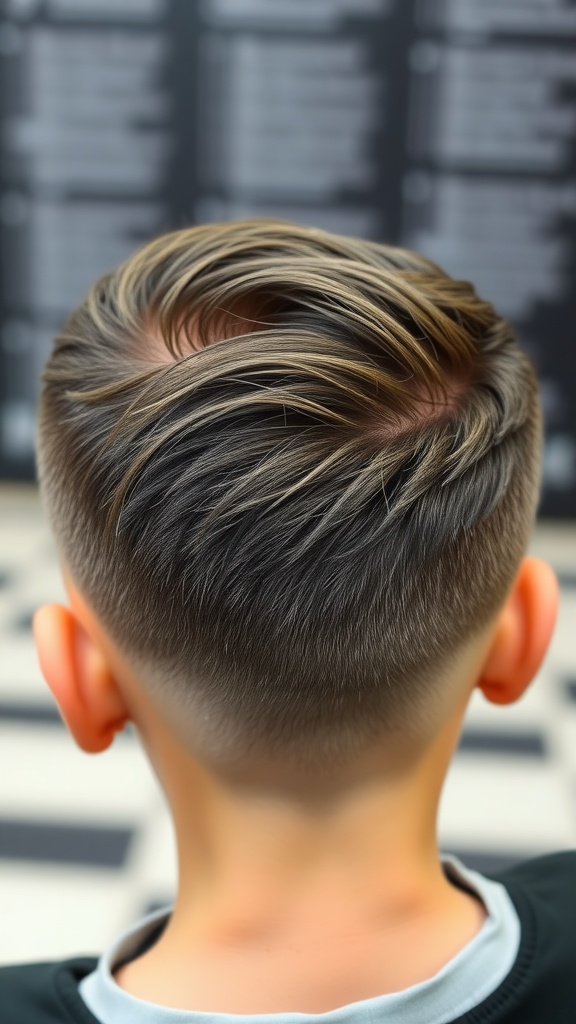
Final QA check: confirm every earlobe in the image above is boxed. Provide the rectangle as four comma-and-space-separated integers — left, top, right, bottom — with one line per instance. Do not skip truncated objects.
33, 603, 129, 753
478, 557, 559, 706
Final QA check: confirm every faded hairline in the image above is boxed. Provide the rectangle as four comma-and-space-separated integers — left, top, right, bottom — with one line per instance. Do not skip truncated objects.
37, 220, 542, 775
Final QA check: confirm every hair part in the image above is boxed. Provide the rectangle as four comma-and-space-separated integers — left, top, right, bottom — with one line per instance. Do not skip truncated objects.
37, 220, 542, 776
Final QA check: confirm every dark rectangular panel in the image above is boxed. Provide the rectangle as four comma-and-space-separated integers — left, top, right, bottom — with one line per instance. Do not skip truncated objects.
0, 0, 178, 478
404, 1, 576, 515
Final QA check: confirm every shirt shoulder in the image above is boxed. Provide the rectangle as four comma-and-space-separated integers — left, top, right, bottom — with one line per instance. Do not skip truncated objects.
490, 849, 576, 923
448, 851, 576, 1024
0, 958, 100, 1024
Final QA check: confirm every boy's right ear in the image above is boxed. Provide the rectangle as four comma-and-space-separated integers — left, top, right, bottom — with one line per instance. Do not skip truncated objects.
33, 603, 129, 753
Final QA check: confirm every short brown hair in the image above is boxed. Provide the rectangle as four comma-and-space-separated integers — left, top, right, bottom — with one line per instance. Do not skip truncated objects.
37, 220, 541, 772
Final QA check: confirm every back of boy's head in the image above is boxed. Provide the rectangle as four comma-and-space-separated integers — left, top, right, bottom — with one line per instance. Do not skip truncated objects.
37, 220, 541, 774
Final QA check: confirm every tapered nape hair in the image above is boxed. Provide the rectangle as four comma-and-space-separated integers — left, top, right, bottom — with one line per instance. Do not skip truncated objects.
38, 220, 541, 773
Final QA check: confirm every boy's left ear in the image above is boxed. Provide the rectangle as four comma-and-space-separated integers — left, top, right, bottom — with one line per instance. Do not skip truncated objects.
477, 556, 559, 706
33, 603, 129, 752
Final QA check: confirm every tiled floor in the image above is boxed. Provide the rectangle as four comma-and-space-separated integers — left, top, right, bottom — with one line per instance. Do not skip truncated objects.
1, 485, 575, 965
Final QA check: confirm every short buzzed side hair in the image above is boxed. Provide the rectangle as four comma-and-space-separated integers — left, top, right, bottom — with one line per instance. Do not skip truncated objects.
37, 221, 541, 771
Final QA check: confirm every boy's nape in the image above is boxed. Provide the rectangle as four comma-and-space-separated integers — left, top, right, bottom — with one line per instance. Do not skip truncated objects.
35, 219, 549, 789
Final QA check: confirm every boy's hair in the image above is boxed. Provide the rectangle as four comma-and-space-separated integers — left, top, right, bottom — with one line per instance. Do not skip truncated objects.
37, 220, 541, 771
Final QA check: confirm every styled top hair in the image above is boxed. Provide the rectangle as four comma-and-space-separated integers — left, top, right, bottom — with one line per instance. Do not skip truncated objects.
37, 220, 541, 775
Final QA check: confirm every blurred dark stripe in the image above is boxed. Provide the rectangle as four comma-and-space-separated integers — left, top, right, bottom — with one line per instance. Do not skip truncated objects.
142, 899, 173, 918
13, 610, 34, 632
447, 849, 535, 875
0, 701, 63, 725
0, 703, 135, 741
459, 729, 547, 757
0, 818, 134, 868
564, 679, 576, 702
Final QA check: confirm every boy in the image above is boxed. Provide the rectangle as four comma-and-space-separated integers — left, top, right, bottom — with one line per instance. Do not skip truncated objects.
2, 220, 574, 1022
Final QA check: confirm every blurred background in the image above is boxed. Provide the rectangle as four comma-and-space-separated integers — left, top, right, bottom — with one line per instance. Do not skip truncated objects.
0, 0, 575, 965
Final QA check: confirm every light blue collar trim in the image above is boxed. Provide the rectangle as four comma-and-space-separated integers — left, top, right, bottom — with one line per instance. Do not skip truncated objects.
80, 855, 520, 1024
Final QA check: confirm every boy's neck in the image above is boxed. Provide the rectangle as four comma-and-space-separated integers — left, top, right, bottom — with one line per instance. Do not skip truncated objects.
115, 689, 488, 1011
